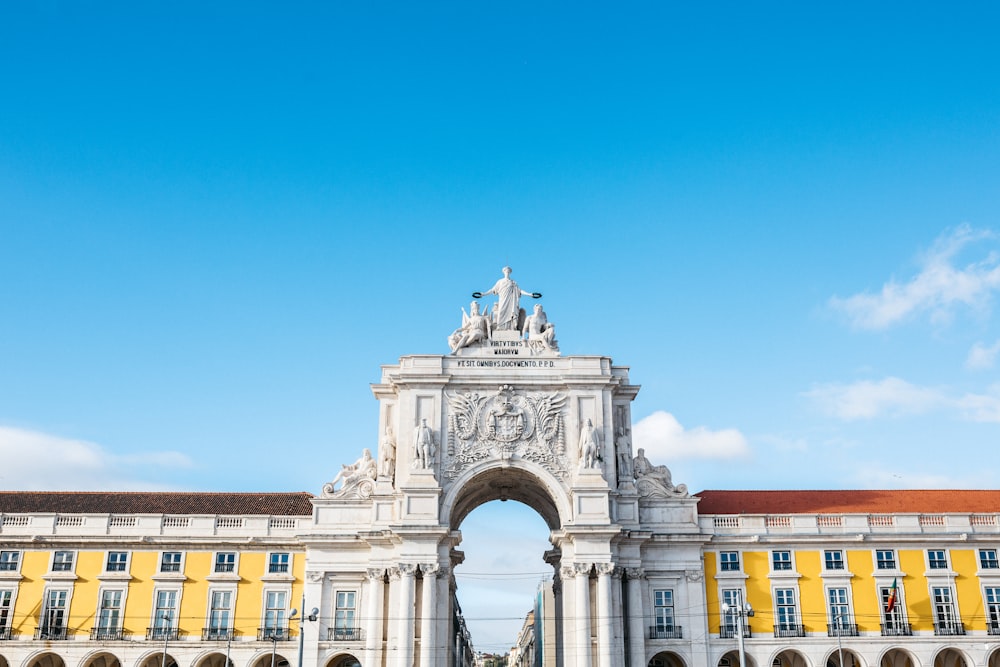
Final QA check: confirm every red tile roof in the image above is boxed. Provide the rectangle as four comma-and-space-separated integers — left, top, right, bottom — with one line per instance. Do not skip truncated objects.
0, 492, 314, 515
695, 489, 1000, 515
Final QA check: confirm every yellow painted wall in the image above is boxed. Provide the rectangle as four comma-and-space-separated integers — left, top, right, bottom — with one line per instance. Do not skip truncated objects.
847, 549, 880, 633
794, 551, 822, 632
742, 551, 770, 633
703, 552, 719, 632
898, 549, 930, 631
952, 548, 983, 631
11, 549, 48, 634
125, 550, 159, 638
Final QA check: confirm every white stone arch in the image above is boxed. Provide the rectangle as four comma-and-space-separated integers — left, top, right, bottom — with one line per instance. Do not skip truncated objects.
134, 649, 180, 667
931, 647, 972, 667
248, 649, 292, 667
646, 648, 689, 667
824, 646, 866, 667
440, 457, 573, 531
877, 646, 921, 667
78, 649, 123, 667
715, 649, 758, 667
770, 647, 812, 667
19, 652, 65, 667
321, 651, 362, 667
191, 650, 233, 667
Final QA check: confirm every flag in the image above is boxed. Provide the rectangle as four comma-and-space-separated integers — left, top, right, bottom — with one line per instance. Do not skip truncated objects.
886, 578, 899, 613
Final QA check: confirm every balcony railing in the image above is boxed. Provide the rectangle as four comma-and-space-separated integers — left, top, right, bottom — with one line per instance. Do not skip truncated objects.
648, 625, 683, 640
202, 628, 235, 641
35, 627, 68, 640
720, 624, 751, 639
773, 624, 805, 638
827, 623, 859, 637
934, 621, 966, 636
146, 627, 180, 641
90, 627, 129, 640
327, 627, 363, 641
258, 627, 293, 641
880, 622, 912, 636
0, 627, 11, 640
989, 621, 1000, 636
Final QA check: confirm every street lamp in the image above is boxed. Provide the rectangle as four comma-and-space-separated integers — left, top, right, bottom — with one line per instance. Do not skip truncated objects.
291, 592, 319, 667
722, 593, 754, 667
833, 612, 846, 667
159, 614, 172, 667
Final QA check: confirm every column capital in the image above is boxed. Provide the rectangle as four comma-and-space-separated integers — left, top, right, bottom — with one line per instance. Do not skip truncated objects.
387, 566, 401, 581
559, 565, 577, 580
595, 563, 615, 576
420, 563, 439, 576
398, 563, 418, 577
574, 562, 593, 577
625, 567, 645, 580
436, 565, 451, 579
366, 568, 385, 581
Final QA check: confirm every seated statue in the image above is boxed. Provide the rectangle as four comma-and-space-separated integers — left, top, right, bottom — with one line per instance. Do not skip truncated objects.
632, 447, 687, 498
521, 304, 557, 352
449, 301, 492, 353
325, 449, 377, 497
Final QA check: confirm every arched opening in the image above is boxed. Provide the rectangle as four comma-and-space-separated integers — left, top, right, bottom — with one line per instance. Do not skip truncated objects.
81, 652, 122, 667
826, 648, 863, 667
323, 655, 360, 667
0, 655, 9, 667
249, 653, 290, 667
26, 654, 66, 667
649, 650, 686, 667
880, 649, 917, 667
988, 648, 1000, 667
194, 653, 233, 667
933, 649, 970, 667
719, 650, 757, 667
137, 653, 178, 667
773, 650, 809, 667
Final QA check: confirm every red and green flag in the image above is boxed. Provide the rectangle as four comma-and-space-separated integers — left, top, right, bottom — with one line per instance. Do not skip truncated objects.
886, 578, 899, 613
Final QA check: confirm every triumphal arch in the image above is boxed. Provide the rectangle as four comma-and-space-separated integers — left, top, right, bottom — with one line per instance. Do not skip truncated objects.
312, 267, 700, 667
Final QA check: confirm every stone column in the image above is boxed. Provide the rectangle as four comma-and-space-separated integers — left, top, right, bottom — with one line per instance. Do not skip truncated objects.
596, 564, 614, 667
395, 564, 417, 667
419, 563, 439, 667
365, 569, 384, 667
574, 563, 593, 667
626, 569, 645, 667
611, 568, 624, 667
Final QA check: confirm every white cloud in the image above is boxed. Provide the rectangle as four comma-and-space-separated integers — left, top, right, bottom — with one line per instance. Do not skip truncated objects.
829, 224, 1000, 330
805, 377, 1000, 424
966, 340, 1000, 370
632, 411, 749, 462
804, 377, 946, 420
0, 425, 192, 491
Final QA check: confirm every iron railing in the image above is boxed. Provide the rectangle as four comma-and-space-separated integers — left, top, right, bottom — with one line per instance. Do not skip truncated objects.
880, 622, 912, 636
773, 624, 805, 638
648, 625, 683, 639
258, 627, 293, 641
327, 627, 363, 641
827, 623, 858, 637
90, 627, 128, 640
719, 624, 751, 639
146, 627, 180, 641
35, 627, 68, 640
202, 628, 235, 641
934, 621, 965, 636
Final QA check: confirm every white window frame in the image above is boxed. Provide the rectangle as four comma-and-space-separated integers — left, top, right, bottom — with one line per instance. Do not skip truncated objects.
875, 549, 897, 571
40, 587, 72, 638
214, 552, 238, 574
160, 551, 184, 573
879, 582, 908, 633
151, 588, 181, 638
927, 549, 949, 570
824, 550, 845, 571
106, 551, 130, 573
96, 587, 126, 637
0, 587, 16, 638
267, 552, 291, 575
773, 587, 799, 631
206, 588, 235, 639
652, 589, 675, 631
980, 549, 999, 570
932, 586, 960, 632
720, 588, 746, 637
985, 586, 1000, 633
263, 589, 290, 639
333, 589, 358, 639
51, 550, 75, 573
719, 552, 740, 572
826, 587, 851, 632
0, 551, 20, 573
771, 550, 793, 572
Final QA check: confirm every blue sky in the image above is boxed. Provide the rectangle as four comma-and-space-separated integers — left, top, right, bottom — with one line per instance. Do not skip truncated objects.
2, 1, 999, 653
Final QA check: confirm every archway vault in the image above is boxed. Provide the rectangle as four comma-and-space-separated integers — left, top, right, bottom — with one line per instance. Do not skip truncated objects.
443, 459, 570, 531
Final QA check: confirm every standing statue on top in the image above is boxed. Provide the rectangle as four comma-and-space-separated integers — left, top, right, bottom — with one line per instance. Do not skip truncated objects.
578, 418, 601, 470
473, 266, 541, 332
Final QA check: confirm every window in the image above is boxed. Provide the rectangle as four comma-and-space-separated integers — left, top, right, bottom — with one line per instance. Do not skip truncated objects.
824, 550, 845, 570
215, 552, 236, 573
775, 588, 798, 630
52, 551, 74, 572
652, 589, 675, 631
41, 589, 68, 638
720, 589, 745, 638
720, 552, 740, 572
268, 552, 290, 574
263, 590, 288, 639
152, 590, 178, 639
160, 552, 182, 573
827, 588, 850, 632
875, 550, 896, 570
980, 549, 999, 569
985, 587, 1000, 632
932, 586, 961, 634
96, 590, 123, 638
208, 590, 233, 638
771, 551, 792, 571
0, 551, 19, 572
880, 583, 906, 634
334, 590, 357, 640
928, 549, 948, 569
0, 589, 12, 633
106, 552, 128, 572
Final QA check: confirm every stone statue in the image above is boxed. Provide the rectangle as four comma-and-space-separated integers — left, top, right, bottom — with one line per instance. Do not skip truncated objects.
328, 448, 377, 496
633, 447, 672, 488
474, 266, 541, 331
522, 303, 557, 352
578, 418, 601, 469
379, 426, 396, 481
413, 418, 436, 469
615, 426, 633, 481
448, 301, 492, 353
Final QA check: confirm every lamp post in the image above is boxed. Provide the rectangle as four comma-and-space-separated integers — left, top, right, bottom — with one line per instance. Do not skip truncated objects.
159, 614, 172, 667
291, 592, 319, 667
834, 612, 846, 667
722, 593, 754, 667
